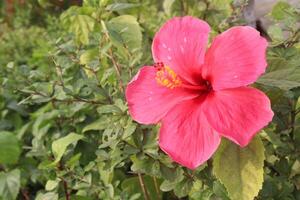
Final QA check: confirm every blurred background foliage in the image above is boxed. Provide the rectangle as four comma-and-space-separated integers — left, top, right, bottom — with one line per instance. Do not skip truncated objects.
0, 0, 299, 199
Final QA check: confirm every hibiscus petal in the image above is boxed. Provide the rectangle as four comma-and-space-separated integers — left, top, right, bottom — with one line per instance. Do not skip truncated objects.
126, 66, 198, 124
203, 87, 274, 147
159, 97, 221, 169
202, 26, 268, 90
152, 16, 210, 85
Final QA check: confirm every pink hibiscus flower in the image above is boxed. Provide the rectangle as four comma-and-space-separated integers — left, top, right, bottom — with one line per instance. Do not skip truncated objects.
126, 16, 274, 169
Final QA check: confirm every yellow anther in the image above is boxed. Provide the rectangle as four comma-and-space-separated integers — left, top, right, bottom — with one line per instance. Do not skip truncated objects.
155, 65, 182, 89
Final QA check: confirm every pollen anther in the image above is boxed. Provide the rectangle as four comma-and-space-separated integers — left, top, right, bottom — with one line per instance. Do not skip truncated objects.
155, 65, 182, 89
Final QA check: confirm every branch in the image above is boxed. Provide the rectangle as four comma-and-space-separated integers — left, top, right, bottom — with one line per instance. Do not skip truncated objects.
62, 178, 70, 200
103, 33, 125, 93
137, 173, 150, 200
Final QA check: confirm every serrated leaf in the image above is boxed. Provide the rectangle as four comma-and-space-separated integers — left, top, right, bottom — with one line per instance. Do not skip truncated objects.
257, 67, 300, 90
213, 136, 265, 200
0, 169, 20, 200
51, 133, 84, 164
106, 15, 142, 53
0, 131, 21, 164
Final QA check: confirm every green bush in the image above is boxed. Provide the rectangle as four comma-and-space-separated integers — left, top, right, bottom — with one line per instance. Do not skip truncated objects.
0, 0, 299, 199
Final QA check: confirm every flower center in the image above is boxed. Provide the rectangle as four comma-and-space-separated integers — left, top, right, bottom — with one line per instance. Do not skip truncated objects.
155, 62, 182, 89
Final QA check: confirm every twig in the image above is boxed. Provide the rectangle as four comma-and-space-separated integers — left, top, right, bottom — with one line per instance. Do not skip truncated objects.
62, 178, 70, 200
153, 176, 160, 197
58, 162, 70, 200
21, 188, 30, 200
137, 173, 150, 200
103, 33, 125, 93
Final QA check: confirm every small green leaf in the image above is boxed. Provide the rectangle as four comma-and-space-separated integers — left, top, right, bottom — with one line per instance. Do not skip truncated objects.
0, 131, 21, 164
97, 105, 122, 114
213, 136, 265, 200
160, 180, 177, 192
51, 133, 84, 164
45, 179, 59, 191
0, 169, 21, 200
122, 122, 136, 139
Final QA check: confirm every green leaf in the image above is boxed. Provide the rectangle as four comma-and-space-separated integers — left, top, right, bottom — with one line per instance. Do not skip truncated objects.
80, 49, 99, 65
71, 15, 95, 44
0, 131, 21, 164
82, 117, 111, 133
106, 15, 142, 53
257, 67, 300, 90
61, 7, 96, 45
213, 136, 265, 200
122, 122, 136, 139
268, 25, 284, 43
106, 3, 140, 11
35, 192, 58, 200
174, 178, 193, 198
51, 133, 84, 164
271, 1, 292, 20
45, 179, 59, 191
97, 105, 123, 114
0, 169, 21, 200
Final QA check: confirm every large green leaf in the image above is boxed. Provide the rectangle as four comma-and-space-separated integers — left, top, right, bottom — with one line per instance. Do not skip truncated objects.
106, 15, 142, 53
0, 131, 21, 164
213, 136, 265, 200
51, 133, 84, 164
257, 67, 300, 90
0, 169, 20, 200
